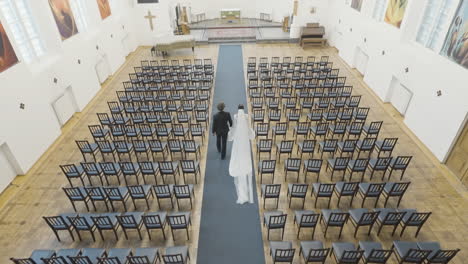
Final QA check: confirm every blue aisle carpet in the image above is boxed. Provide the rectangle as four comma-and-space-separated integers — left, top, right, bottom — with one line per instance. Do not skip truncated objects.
197, 45, 265, 264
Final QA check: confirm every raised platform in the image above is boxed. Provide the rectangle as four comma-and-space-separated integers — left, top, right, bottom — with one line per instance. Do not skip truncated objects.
189, 18, 292, 44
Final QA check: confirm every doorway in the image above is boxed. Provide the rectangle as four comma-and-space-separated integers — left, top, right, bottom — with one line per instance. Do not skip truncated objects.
354, 46, 369, 76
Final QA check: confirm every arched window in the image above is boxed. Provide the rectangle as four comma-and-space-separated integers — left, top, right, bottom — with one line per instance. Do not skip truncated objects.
0, 0, 45, 63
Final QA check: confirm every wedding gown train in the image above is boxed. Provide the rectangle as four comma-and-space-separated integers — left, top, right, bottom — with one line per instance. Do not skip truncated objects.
228, 109, 255, 204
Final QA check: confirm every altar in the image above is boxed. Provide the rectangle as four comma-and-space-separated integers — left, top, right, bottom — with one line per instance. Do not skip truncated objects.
220, 8, 240, 23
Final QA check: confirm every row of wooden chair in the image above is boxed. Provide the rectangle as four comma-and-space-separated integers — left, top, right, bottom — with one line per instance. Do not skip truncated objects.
11, 246, 190, 264
261, 181, 411, 210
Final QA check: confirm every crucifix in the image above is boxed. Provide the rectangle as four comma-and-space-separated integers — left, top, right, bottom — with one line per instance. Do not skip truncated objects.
144, 10, 156, 31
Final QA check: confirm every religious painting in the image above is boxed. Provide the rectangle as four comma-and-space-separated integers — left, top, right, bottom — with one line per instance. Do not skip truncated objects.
0, 21, 18, 73
97, 0, 112, 20
351, 0, 363, 12
384, 0, 408, 28
440, 0, 468, 69
48, 0, 78, 41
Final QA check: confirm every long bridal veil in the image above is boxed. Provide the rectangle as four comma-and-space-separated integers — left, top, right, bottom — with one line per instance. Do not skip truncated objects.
228, 109, 255, 204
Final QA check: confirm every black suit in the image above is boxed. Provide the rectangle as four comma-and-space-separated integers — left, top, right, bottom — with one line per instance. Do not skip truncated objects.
212, 111, 233, 159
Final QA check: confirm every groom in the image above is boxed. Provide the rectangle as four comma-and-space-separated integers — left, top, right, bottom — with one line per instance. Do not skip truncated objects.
212, 102, 232, 160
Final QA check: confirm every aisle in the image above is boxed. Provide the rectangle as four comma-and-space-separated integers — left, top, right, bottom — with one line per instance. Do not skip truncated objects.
197, 45, 265, 264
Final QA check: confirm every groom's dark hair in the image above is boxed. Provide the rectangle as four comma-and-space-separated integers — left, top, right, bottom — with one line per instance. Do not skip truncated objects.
217, 102, 225, 111
238, 104, 244, 110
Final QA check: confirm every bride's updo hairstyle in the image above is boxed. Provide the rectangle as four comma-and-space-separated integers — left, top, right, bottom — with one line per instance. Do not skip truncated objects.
238, 104, 244, 110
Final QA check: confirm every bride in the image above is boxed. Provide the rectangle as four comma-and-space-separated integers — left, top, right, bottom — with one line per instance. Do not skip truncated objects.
228, 104, 255, 204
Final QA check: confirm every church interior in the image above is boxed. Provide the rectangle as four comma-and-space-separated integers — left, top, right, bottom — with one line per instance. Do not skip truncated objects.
1, 0, 468, 263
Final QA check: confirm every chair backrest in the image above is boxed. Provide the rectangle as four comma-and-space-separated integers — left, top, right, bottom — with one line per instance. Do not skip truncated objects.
393, 156, 412, 168
85, 186, 105, 199
367, 249, 393, 263
114, 141, 130, 151
60, 164, 80, 176
153, 184, 171, 195
168, 139, 182, 150
139, 161, 156, 172
352, 158, 369, 169
318, 183, 335, 194
358, 211, 380, 225
301, 140, 316, 151
273, 249, 295, 262
119, 162, 137, 174
159, 161, 175, 173
265, 184, 281, 195
76, 140, 92, 152
92, 215, 113, 228
286, 158, 301, 168
349, 121, 364, 131
96, 141, 113, 151
104, 187, 125, 199
143, 214, 163, 226
117, 214, 138, 226
162, 254, 184, 264
182, 140, 197, 150
261, 160, 276, 171
403, 249, 432, 262
428, 249, 460, 263
291, 184, 308, 194
369, 121, 383, 132
382, 211, 405, 224
342, 182, 359, 193
168, 215, 187, 226
68, 255, 95, 264
42, 256, 69, 264
305, 159, 322, 169
389, 182, 411, 195
300, 213, 320, 225
63, 187, 86, 200
127, 256, 152, 264
259, 139, 273, 149
342, 139, 357, 151
81, 162, 100, 174
306, 248, 329, 262
132, 140, 147, 149
68, 215, 92, 229
269, 214, 287, 226
323, 139, 338, 149
367, 183, 385, 194
340, 250, 364, 263
360, 137, 376, 150
334, 157, 350, 168
174, 185, 190, 195
43, 215, 67, 229
329, 212, 349, 224
316, 122, 329, 133
128, 185, 145, 196
375, 157, 392, 168
382, 138, 398, 150
148, 139, 163, 150
406, 212, 432, 225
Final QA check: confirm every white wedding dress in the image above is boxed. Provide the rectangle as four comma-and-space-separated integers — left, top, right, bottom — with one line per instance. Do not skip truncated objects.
228, 109, 255, 204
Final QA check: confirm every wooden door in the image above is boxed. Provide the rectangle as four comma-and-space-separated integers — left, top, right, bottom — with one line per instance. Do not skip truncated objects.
446, 120, 468, 186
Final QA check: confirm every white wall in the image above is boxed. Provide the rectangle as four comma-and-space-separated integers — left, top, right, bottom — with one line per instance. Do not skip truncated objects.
177, 0, 293, 23
323, 0, 468, 161
0, 0, 139, 187
130, 0, 175, 46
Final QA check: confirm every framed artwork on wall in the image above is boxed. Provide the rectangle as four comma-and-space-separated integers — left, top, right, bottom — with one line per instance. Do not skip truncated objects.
97, 0, 112, 20
384, 0, 408, 28
440, 0, 468, 69
48, 0, 79, 40
0, 21, 19, 73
